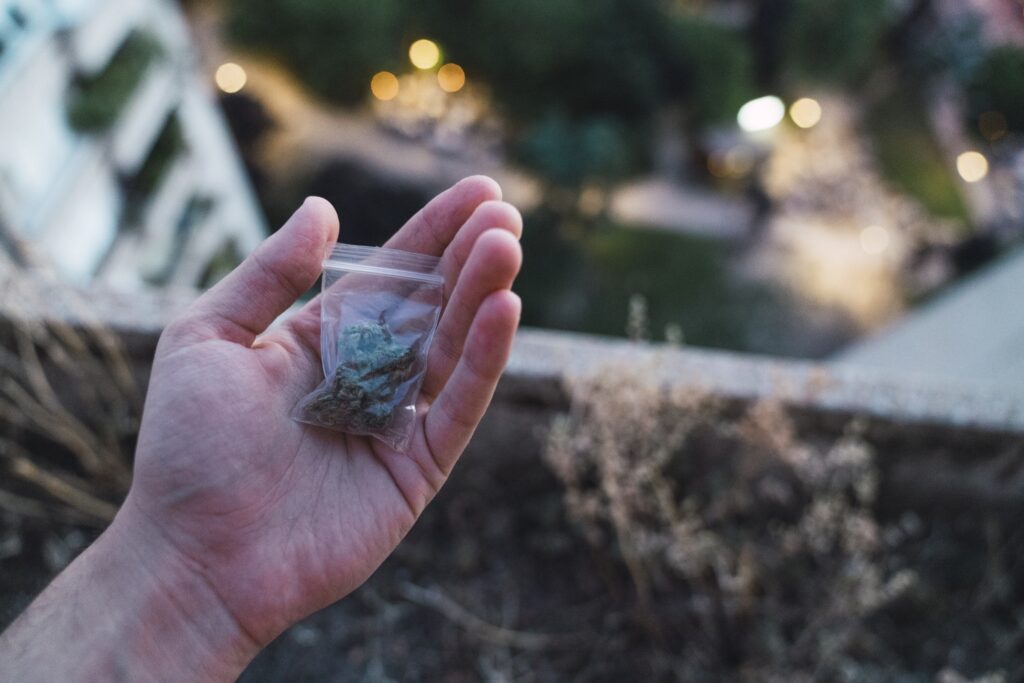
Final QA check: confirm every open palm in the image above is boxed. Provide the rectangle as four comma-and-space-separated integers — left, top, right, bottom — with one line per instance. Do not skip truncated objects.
124, 177, 522, 649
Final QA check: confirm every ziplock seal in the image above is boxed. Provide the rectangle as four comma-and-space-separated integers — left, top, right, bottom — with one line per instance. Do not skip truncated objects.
325, 260, 444, 285
323, 244, 443, 284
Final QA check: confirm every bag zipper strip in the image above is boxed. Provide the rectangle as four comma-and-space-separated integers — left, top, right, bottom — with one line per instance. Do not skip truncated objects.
323, 259, 444, 285
328, 244, 442, 271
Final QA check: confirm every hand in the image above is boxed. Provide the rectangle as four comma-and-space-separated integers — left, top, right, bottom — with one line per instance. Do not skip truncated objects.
0, 177, 523, 681
136, 175, 522, 634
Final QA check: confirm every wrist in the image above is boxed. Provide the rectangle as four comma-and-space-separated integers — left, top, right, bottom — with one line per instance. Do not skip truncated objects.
0, 500, 260, 682
88, 498, 261, 680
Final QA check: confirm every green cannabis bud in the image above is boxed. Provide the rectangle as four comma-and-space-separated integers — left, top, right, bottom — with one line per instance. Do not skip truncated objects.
302, 319, 417, 432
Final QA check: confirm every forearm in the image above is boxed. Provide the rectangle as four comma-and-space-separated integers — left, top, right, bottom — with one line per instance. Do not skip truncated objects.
0, 508, 258, 682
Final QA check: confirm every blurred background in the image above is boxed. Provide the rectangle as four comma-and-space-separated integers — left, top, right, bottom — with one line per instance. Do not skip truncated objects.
3, 0, 1024, 680
4, 0, 1024, 357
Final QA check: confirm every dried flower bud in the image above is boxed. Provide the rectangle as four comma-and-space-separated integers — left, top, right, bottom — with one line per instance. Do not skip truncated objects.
301, 320, 417, 433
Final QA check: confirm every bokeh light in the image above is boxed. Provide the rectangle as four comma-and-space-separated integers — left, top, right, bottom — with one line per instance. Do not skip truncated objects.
409, 39, 441, 70
979, 111, 1008, 141
956, 151, 989, 183
860, 225, 890, 254
437, 63, 466, 93
790, 97, 822, 129
214, 62, 247, 93
370, 71, 400, 101
738, 96, 785, 133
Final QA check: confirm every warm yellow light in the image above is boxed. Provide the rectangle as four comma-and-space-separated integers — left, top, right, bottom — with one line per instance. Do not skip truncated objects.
860, 225, 890, 255
437, 63, 465, 93
370, 71, 400, 101
790, 97, 822, 129
409, 39, 441, 70
215, 62, 247, 94
956, 151, 989, 183
738, 96, 785, 133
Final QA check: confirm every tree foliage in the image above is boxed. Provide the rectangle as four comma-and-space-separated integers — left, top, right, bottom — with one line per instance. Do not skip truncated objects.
228, 0, 405, 104
414, 0, 667, 121
226, 0, 757, 189
662, 16, 756, 125
779, 0, 890, 85
227, 0, 755, 131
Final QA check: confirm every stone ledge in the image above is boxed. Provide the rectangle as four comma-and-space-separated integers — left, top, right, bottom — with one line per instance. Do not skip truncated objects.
507, 328, 1024, 436
4, 271, 1023, 437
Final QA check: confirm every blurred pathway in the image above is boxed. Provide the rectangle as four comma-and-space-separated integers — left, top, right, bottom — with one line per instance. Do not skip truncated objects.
238, 58, 542, 209
611, 179, 753, 238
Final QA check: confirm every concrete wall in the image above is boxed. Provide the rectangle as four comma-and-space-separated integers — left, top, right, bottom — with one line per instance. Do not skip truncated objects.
4, 271, 1024, 515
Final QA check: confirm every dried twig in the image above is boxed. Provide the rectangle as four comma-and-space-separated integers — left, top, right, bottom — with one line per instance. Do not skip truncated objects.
0, 253, 138, 523
0, 439, 119, 523
398, 582, 567, 651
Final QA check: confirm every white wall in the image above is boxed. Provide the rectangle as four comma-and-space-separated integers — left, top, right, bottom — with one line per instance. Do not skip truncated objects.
0, 0, 266, 288
0, 40, 76, 230
38, 151, 122, 283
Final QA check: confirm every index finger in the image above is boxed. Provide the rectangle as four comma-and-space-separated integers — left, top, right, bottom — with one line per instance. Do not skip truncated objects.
385, 175, 502, 254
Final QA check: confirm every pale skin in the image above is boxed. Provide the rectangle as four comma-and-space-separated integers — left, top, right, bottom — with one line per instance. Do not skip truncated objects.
0, 176, 524, 681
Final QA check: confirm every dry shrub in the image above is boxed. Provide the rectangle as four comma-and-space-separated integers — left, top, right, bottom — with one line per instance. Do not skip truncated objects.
545, 362, 921, 679
0, 262, 139, 527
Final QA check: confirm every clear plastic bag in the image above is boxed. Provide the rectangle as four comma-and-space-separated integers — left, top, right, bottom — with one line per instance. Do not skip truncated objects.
291, 244, 444, 451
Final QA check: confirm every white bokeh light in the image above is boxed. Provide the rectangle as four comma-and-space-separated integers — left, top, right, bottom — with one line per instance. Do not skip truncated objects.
738, 96, 785, 133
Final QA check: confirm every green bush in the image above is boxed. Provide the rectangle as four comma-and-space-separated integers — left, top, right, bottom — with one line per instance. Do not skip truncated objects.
515, 210, 790, 350
67, 32, 162, 132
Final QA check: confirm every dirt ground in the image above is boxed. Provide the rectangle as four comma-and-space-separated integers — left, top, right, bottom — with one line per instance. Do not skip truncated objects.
3, 405, 1024, 681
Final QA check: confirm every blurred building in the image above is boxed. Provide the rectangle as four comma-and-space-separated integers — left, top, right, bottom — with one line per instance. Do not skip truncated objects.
0, 0, 265, 289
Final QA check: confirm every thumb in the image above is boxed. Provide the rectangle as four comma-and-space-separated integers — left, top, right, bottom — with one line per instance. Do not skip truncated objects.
171, 197, 339, 345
